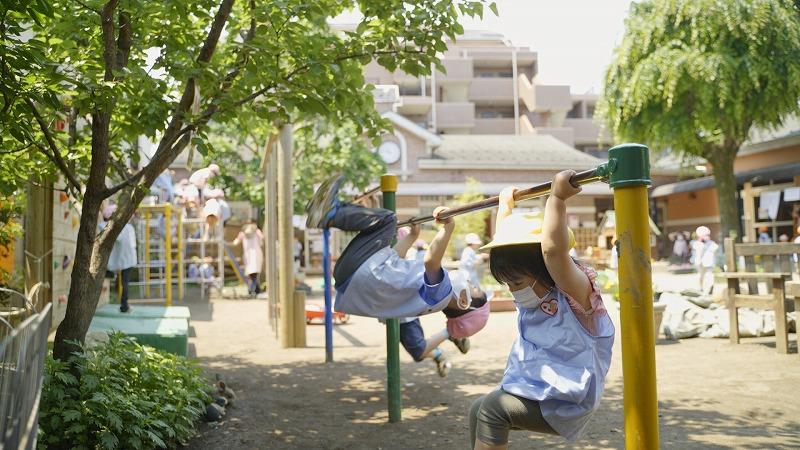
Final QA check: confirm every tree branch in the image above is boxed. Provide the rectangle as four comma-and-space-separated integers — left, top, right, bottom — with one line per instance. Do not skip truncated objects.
152, 0, 235, 158
100, 0, 119, 81
106, 0, 236, 198
25, 98, 82, 193
116, 11, 131, 70
74, 0, 101, 15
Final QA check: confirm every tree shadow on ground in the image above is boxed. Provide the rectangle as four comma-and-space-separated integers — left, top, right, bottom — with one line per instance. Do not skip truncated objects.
185, 354, 800, 450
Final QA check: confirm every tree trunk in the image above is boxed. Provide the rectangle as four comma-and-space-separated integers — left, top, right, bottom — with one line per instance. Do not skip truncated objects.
52, 110, 115, 361
51, 0, 234, 361
710, 146, 742, 242
51, 196, 107, 361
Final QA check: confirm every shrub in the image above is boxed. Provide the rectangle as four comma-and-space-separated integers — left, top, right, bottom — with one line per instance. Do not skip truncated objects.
595, 270, 619, 301
38, 333, 211, 449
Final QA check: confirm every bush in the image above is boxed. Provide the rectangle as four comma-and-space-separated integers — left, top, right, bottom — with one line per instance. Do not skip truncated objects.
595, 270, 619, 301
39, 333, 211, 449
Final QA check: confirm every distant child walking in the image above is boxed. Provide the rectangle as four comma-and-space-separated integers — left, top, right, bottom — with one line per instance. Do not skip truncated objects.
232, 220, 263, 297
469, 171, 614, 449
306, 175, 485, 320
691, 226, 718, 294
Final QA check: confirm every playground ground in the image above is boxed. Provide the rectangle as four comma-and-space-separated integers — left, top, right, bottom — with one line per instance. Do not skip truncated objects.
185, 265, 800, 449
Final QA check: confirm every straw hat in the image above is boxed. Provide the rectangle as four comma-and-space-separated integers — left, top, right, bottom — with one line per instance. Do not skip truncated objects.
480, 211, 574, 252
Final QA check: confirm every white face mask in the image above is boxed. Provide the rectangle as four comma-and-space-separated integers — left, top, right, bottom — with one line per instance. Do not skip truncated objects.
510, 280, 549, 309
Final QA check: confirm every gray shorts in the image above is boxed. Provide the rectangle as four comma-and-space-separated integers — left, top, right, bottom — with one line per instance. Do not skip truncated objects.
469, 388, 556, 447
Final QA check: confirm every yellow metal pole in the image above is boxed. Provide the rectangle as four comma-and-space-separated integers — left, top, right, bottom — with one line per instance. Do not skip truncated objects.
117, 270, 122, 300
165, 204, 172, 306
178, 210, 184, 301
144, 211, 151, 298
608, 144, 659, 449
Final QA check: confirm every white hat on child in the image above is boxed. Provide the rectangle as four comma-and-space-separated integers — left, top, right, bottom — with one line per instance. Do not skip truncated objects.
448, 269, 472, 309
464, 233, 482, 246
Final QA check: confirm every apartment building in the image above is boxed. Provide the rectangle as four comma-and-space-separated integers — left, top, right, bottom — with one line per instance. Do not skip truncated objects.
365, 30, 612, 150
364, 30, 676, 231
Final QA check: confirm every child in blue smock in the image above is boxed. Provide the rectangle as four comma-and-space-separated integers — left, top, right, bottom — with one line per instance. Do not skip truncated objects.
306, 175, 479, 320
468, 171, 615, 449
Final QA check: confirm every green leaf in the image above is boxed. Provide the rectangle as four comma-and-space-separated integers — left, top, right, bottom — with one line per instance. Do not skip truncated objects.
99, 431, 118, 450
489, 2, 499, 16
62, 409, 81, 422
146, 430, 166, 448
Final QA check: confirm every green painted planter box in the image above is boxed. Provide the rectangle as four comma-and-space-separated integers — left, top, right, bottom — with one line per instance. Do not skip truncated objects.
88, 316, 189, 356
94, 305, 191, 325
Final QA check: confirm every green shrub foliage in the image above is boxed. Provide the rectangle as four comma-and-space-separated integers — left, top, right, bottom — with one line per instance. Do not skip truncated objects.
39, 333, 211, 449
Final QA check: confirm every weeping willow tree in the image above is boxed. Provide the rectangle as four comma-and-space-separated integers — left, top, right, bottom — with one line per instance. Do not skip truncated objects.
600, 0, 800, 240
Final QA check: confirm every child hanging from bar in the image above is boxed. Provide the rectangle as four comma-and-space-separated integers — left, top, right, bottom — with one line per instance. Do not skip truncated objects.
468, 171, 614, 450
397, 281, 490, 377
306, 175, 487, 320
396, 227, 491, 377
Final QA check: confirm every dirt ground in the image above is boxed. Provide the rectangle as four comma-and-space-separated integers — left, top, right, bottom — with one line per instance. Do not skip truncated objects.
184, 266, 800, 450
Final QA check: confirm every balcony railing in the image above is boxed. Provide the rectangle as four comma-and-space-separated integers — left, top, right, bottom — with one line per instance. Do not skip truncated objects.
563, 118, 612, 145
435, 102, 475, 129
535, 127, 575, 147
469, 78, 514, 102
436, 58, 473, 81
473, 118, 515, 134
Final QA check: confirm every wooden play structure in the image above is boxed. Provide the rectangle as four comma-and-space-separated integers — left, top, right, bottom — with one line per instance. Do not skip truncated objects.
720, 239, 800, 355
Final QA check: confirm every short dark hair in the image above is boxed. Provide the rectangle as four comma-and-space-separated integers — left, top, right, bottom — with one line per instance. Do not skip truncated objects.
489, 243, 554, 287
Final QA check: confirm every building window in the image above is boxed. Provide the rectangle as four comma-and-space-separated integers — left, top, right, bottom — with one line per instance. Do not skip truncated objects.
581, 145, 610, 159
567, 101, 582, 119
586, 104, 595, 118
477, 107, 515, 118
475, 70, 513, 78
399, 85, 422, 96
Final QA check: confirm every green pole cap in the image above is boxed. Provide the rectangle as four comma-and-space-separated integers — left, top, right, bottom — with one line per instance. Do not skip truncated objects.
607, 143, 651, 188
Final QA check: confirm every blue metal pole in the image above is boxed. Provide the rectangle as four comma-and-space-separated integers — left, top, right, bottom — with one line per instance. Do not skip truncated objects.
323, 227, 333, 363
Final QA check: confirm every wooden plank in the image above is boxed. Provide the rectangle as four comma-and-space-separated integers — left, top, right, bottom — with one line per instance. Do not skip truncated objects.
716, 272, 790, 279
779, 254, 794, 274
732, 294, 776, 309
772, 278, 788, 355
727, 278, 740, 345
763, 256, 775, 274
734, 243, 800, 256
742, 181, 756, 243
744, 256, 759, 293
750, 182, 794, 195
786, 281, 800, 298
724, 238, 736, 272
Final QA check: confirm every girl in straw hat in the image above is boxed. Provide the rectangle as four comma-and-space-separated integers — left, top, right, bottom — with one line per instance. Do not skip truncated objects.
469, 171, 614, 449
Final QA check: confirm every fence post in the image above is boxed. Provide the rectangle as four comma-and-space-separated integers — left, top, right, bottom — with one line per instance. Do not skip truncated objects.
278, 125, 295, 347
294, 290, 307, 347
380, 174, 402, 423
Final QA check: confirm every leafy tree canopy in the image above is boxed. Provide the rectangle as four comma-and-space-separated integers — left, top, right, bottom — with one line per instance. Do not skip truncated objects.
0, 0, 494, 360
600, 0, 800, 238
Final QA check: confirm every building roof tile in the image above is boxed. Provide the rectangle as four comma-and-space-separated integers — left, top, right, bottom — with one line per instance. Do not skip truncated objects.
419, 134, 603, 170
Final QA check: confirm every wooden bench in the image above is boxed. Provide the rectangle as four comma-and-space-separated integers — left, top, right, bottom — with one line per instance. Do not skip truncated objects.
718, 239, 800, 354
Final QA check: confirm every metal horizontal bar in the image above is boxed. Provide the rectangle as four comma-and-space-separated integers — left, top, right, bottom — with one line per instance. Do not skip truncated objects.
397, 167, 604, 227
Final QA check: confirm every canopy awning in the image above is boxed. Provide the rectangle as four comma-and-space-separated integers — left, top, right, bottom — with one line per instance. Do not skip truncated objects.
651, 162, 800, 198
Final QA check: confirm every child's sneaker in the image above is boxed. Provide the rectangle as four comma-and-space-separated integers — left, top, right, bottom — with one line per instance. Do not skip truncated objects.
305, 174, 344, 228
449, 336, 470, 354
434, 353, 451, 377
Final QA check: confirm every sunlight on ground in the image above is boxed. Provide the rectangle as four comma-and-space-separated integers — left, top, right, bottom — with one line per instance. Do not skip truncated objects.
351, 404, 450, 424
340, 375, 383, 392
455, 383, 497, 397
